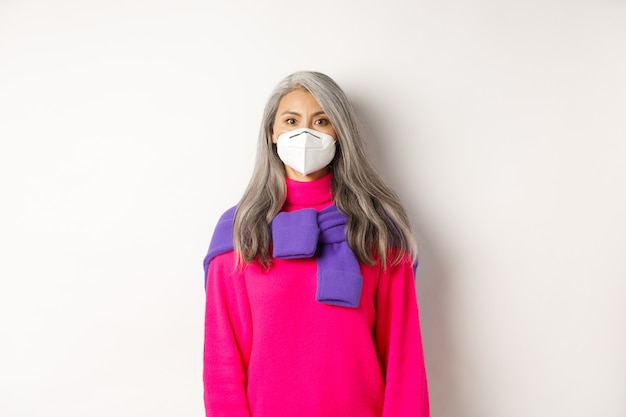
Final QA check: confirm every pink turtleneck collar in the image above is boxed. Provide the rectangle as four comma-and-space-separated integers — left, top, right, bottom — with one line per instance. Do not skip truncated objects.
283, 173, 333, 212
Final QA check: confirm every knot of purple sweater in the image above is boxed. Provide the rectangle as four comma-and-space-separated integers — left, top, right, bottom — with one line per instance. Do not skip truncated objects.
203, 204, 363, 308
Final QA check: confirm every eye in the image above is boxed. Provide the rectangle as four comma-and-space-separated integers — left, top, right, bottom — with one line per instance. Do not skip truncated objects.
314, 118, 329, 126
286, 118, 296, 125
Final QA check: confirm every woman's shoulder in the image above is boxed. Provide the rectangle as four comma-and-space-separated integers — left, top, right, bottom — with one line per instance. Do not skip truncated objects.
210, 205, 237, 242
370, 247, 417, 274
203, 205, 238, 285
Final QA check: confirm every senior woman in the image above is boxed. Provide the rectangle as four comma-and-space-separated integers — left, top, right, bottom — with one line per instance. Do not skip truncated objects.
203, 71, 429, 417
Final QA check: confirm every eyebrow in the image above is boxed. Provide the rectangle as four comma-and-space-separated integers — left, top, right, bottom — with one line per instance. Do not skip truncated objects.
279, 110, 327, 117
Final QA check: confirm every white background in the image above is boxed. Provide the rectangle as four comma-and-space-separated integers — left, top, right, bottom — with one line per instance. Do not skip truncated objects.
1, 1, 625, 416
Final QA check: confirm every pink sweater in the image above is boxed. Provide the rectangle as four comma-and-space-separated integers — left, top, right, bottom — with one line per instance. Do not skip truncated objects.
203, 174, 429, 416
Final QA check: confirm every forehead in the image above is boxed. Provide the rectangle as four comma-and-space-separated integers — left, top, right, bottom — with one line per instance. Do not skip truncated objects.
277, 88, 324, 112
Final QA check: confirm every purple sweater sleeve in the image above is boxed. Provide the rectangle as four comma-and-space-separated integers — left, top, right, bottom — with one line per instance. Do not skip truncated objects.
374, 253, 430, 417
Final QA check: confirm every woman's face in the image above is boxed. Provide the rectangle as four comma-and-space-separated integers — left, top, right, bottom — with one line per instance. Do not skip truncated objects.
272, 88, 337, 181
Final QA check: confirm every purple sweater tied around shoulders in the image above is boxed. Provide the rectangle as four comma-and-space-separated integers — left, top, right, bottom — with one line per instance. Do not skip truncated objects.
203, 204, 363, 308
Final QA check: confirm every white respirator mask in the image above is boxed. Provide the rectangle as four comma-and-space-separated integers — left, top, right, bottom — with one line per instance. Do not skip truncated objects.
276, 128, 337, 176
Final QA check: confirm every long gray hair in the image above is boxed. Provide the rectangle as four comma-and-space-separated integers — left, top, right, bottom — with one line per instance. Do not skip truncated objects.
234, 71, 417, 268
